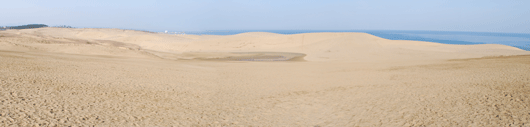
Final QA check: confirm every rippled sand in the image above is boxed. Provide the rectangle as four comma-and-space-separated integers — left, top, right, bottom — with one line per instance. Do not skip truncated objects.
1, 28, 530, 126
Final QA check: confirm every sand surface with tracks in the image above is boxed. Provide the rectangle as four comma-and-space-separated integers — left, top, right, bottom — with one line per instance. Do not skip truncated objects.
1, 28, 530, 126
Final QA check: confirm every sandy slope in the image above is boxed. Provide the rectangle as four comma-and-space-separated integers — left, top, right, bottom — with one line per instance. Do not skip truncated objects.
1, 28, 530, 126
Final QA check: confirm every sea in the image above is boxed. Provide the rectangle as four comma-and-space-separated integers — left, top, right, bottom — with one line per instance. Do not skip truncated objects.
176, 30, 530, 51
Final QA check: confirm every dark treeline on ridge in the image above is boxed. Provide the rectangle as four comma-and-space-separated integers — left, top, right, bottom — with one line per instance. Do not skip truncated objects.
0, 24, 78, 30
2, 24, 48, 30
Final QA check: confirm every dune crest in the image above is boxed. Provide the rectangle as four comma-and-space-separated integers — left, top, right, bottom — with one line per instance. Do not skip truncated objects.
1, 28, 528, 62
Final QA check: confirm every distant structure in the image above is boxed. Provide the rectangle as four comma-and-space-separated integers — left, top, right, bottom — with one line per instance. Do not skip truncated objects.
53, 25, 73, 28
5, 24, 48, 29
165, 30, 168, 33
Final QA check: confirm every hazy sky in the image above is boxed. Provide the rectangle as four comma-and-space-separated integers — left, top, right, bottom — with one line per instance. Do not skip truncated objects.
1, 0, 529, 33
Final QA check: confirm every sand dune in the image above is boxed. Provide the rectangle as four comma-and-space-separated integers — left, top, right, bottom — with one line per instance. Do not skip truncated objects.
1, 28, 530, 126
3, 28, 527, 62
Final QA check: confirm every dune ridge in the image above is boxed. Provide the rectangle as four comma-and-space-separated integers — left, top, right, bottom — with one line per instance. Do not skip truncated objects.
1, 28, 527, 62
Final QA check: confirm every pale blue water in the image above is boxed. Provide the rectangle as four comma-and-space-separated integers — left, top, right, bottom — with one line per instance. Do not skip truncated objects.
175, 30, 530, 51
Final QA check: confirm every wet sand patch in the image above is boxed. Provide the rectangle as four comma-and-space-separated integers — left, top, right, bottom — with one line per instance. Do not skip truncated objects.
187, 52, 306, 61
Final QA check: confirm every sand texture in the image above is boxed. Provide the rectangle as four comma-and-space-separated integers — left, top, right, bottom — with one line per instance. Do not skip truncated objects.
1, 28, 530, 126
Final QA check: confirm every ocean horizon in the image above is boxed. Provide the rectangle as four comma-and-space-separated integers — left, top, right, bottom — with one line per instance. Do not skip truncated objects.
3, 27, 529, 51
170, 30, 530, 51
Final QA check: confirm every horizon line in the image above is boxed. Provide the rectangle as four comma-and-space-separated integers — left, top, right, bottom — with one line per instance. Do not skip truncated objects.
2, 24, 530, 35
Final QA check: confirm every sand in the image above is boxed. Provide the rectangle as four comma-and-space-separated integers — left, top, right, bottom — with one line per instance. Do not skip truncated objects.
1, 28, 530, 126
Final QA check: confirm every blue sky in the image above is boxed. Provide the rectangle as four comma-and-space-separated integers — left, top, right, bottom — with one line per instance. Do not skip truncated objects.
1, 0, 529, 33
